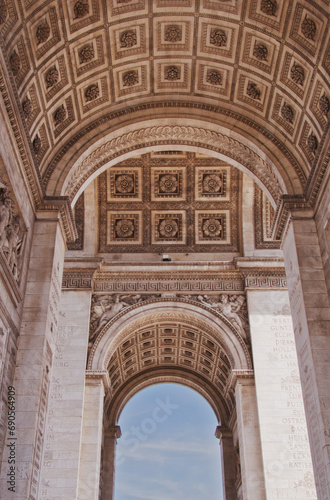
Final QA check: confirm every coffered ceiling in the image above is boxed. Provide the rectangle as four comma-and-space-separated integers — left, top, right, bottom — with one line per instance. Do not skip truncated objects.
0, 0, 329, 198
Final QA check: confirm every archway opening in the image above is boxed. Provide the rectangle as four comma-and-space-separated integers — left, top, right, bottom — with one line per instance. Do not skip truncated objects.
114, 383, 223, 500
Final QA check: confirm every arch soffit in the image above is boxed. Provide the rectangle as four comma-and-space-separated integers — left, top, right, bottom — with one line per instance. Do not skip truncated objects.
88, 299, 252, 373
107, 372, 226, 426
49, 117, 303, 205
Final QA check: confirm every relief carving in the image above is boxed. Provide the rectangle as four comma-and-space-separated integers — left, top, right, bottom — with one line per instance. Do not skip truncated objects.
290, 64, 305, 86
319, 95, 329, 116
246, 82, 261, 100
22, 97, 32, 119
206, 70, 222, 86
307, 133, 318, 154
45, 66, 59, 89
122, 70, 139, 87
85, 83, 100, 102
9, 50, 20, 76
164, 66, 180, 81
281, 103, 294, 124
36, 21, 51, 45
79, 44, 94, 64
209, 29, 227, 47
120, 30, 137, 48
253, 42, 268, 61
164, 25, 182, 43
73, 0, 89, 19
301, 16, 316, 41
0, 0, 7, 25
260, 0, 277, 16
0, 187, 25, 281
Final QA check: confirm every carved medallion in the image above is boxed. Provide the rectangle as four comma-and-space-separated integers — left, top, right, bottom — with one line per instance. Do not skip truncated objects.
202, 218, 222, 238
206, 70, 222, 86
115, 219, 135, 238
45, 66, 59, 88
307, 133, 318, 154
79, 44, 94, 64
33, 135, 41, 155
159, 174, 178, 194
164, 25, 182, 43
260, 0, 277, 16
36, 20, 51, 45
115, 174, 134, 194
290, 64, 304, 86
152, 211, 185, 244
202, 173, 223, 194
301, 15, 316, 41
281, 103, 294, 124
0, 0, 7, 25
22, 97, 32, 119
253, 42, 268, 61
53, 105, 66, 126
9, 51, 20, 76
122, 70, 139, 87
319, 95, 329, 115
246, 82, 261, 100
73, 0, 89, 19
159, 218, 179, 238
85, 83, 100, 101
164, 66, 180, 81
209, 29, 227, 47
120, 30, 137, 48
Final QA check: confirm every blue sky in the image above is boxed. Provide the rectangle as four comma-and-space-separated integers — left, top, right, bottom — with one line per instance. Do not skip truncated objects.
114, 383, 224, 500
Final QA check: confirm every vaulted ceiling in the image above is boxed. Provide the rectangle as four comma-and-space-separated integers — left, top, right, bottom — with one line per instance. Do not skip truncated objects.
0, 0, 329, 203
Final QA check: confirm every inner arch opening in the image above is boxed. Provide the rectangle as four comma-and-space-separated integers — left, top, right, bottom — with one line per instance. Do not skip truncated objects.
114, 383, 224, 500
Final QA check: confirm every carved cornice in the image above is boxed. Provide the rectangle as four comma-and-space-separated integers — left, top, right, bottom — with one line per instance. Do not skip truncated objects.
85, 370, 110, 392
226, 369, 255, 395
270, 194, 310, 241
42, 196, 77, 243
64, 125, 284, 205
241, 267, 287, 290
62, 267, 98, 290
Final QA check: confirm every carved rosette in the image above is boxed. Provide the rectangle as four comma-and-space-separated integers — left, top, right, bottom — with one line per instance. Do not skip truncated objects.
260, 0, 277, 16
115, 175, 134, 194
206, 70, 222, 86
281, 103, 294, 124
45, 66, 59, 88
115, 219, 135, 238
159, 218, 178, 238
22, 97, 33, 119
9, 51, 20, 77
203, 174, 222, 194
164, 25, 182, 43
0, 0, 7, 25
301, 16, 316, 41
202, 218, 222, 238
85, 84, 100, 102
73, 0, 89, 19
164, 66, 180, 81
253, 42, 268, 61
209, 29, 227, 47
32, 135, 42, 155
53, 105, 66, 126
79, 44, 94, 64
307, 134, 318, 154
246, 82, 261, 100
159, 174, 178, 193
36, 21, 51, 45
122, 71, 139, 87
120, 30, 137, 48
319, 95, 329, 116
290, 64, 304, 86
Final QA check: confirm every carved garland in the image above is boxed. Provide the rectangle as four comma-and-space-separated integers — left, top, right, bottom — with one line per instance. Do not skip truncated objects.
65, 126, 283, 205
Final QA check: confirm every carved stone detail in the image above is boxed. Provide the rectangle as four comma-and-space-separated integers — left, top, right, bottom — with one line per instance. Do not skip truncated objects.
301, 16, 316, 41
281, 103, 294, 124
32, 135, 42, 155
158, 218, 178, 238
164, 25, 182, 43
73, 0, 89, 19
307, 133, 318, 154
122, 70, 139, 87
164, 66, 180, 81
85, 83, 100, 102
210, 29, 227, 47
45, 66, 59, 88
115, 219, 135, 238
158, 174, 178, 193
290, 64, 304, 86
203, 173, 222, 193
260, 0, 277, 16
120, 30, 137, 48
22, 97, 32, 119
206, 70, 222, 86
202, 218, 222, 238
36, 20, 51, 45
246, 82, 261, 100
319, 95, 329, 116
79, 44, 94, 64
253, 42, 268, 61
0, 0, 7, 25
53, 105, 66, 126
9, 51, 20, 77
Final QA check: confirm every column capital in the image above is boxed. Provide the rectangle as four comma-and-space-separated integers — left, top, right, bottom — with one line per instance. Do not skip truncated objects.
215, 425, 232, 441
86, 370, 110, 392
227, 369, 255, 393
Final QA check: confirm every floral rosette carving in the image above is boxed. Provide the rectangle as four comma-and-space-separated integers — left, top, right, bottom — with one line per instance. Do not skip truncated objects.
210, 29, 227, 47
120, 30, 137, 48
79, 44, 94, 64
203, 174, 222, 193
36, 21, 51, 45
45, 66, 59, 88
202, 218, 222, 238
115, 175, 134, 194
164, 25, 182, 43
123, 71, 139, 87
206, 70, 222, 86
115, 219, 135, 238
74, 0, 89, 19
159, 218, 178, 238
165, 66, 180, 81
159, 174, 178, 193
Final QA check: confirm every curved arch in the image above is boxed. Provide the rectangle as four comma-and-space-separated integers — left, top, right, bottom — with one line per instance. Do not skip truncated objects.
88, 298, 252, 373
46, 116, 303, 206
